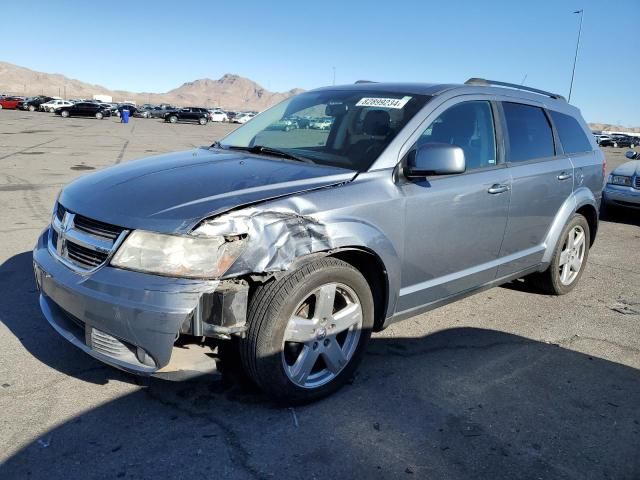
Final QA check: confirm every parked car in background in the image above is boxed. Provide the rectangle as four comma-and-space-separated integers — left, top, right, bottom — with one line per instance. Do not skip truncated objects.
266, 118, 298, 131
34, 78, 603, 403
309, 117, 333, 130
0, 96, 23, 110
55, 102, 112, 119
599, 135, 637, 148
233, 112, 255, 124
40, 100, 74, 112
19, 96, 55, 111
148, 105, 178, 119
164, 107, 209, 125
208, 109, 228, 122
116, 104, 138, 117
603, 150, 640, 210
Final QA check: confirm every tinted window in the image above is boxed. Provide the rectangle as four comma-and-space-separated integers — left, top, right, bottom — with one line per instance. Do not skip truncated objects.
550, 111, 592, 154
503, 102, 555, 162
417, 101, 497, 170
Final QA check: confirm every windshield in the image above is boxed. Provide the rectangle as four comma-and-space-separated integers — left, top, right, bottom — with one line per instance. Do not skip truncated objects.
218, 89, 430, 171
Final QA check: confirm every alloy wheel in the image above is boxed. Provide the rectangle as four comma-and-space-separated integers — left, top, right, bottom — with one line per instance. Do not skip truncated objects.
558, 225, 586, 286
282, 282, 363, 389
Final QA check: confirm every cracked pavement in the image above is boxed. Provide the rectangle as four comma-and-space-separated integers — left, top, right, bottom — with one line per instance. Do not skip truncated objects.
0, 110, 638, 479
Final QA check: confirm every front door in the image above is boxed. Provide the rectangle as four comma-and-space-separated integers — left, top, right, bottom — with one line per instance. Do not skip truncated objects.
398, 100, 510, 313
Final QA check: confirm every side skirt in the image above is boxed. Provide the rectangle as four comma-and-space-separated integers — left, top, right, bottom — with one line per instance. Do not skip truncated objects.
383, 264, 543, 327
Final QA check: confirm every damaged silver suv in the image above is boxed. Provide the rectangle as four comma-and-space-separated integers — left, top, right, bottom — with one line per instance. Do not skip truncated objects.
33, 79, 604, 402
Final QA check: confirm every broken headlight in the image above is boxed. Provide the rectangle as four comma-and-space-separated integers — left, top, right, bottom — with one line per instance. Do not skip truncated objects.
111, 230, 246, 279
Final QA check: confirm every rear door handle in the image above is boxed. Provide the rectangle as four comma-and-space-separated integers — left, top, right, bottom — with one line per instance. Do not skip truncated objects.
488, 184, 510, 194
557, 172, 572, 181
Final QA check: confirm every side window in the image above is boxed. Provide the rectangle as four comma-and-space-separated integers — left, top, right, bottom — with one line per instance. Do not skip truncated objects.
503, 102, 555, 162
417, 101, 497, 170
549, 110, 592, 154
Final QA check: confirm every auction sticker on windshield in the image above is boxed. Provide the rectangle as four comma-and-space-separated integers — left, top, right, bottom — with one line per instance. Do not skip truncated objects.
355, 96, 412, 109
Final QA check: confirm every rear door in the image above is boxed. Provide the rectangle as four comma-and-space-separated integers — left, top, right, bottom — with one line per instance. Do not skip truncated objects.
496, 101, 574, 277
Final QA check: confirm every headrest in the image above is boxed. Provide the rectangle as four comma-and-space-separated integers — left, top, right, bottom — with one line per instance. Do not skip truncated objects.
363, 110, 391, 136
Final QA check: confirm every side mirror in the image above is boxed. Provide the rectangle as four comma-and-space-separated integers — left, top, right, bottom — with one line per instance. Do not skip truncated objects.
405, 143, 466, 178
625, 150, 638, 160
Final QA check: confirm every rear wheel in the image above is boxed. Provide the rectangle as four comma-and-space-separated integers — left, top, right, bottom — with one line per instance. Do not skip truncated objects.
169, 115, 178, 124
613, 142, 619, 148
198, 117, 207, 125
49, 107, 56, 113
0, 105, 3, 110
28, 105, 36, 112
241, 258, 374, 404
61, 110, 70, 118
95, 112, 104, 120
530, 214, 590, 295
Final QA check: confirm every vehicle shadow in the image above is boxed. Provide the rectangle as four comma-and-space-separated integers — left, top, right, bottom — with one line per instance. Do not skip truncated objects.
1, 253, 639, 479
600, 205, 640, 228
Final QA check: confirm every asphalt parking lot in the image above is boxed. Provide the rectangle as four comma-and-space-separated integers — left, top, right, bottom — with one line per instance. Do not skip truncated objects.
0, 109, 639, 480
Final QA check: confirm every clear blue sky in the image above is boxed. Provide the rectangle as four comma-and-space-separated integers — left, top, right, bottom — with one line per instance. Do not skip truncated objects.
1, 0, 638, 125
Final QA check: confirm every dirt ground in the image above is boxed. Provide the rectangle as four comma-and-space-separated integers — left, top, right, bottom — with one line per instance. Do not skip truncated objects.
0, 109, 638, 479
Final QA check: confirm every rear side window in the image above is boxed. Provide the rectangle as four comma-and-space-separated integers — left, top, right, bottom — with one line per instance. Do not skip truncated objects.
503, 102, 555, 162
549, 111, 592, 154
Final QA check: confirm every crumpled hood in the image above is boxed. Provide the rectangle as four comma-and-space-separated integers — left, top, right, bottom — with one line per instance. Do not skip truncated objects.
59, 148, 356, 234
611, 160, 640, 178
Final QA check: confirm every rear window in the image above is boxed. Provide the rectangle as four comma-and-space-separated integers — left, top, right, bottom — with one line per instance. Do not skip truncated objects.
549, 111, 592, 154
503, 102, 555, 162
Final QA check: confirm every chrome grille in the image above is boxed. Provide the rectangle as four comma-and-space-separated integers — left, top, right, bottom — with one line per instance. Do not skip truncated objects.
49, 203, 127, 272
634, 176, 640, 189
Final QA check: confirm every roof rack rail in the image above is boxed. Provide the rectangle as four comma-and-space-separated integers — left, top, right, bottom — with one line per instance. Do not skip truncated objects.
464, 78, 566, 101
354, 80, 377, 84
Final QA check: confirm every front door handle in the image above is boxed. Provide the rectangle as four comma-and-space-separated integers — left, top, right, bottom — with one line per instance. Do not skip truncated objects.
488, 184, 510, 194
557, 172, 572, 181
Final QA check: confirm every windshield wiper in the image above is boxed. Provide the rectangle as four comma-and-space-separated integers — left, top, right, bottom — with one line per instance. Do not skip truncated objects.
227, 145, 315, 164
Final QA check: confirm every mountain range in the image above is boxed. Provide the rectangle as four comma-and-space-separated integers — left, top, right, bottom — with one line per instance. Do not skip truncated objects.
0, 61, 303, 110
0, 61, 637, 131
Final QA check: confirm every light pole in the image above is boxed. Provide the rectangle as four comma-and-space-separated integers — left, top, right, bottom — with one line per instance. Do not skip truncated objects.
568, 9, 584, 103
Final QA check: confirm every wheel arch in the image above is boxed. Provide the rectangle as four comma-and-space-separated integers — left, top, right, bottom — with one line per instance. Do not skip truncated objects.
542, 187, 598, 264
328, 247, 389, 332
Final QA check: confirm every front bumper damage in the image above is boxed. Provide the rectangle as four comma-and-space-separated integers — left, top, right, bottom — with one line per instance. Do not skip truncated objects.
33, 230, 248, 379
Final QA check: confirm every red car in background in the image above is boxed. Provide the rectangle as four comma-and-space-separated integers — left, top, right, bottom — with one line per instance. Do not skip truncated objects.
0, 97, 22, 109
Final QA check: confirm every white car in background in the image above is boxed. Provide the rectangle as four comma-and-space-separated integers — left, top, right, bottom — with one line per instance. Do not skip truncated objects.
208, 110, 228, 122
234, 113, 255, 124
309, 117, 333, 130
40, 100, 74, 113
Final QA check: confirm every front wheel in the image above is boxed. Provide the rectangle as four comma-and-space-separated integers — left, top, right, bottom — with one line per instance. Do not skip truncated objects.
613, 142, 618, 148
49, 107, 56, 113
61, 110, 70, 118
169, 115, 178, 124
240, 258, 374, 404
28, 105, 36, 112
95, 112, 104, 120
530, 214, 590, 295
198, 117, 207, 125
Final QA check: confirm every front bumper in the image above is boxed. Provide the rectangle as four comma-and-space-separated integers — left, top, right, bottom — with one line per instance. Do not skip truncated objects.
604, 184, 640, 208
33, 230, 224, 376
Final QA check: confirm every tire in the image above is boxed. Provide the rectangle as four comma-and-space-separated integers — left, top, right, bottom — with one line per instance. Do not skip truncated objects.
96, 112, 104, 120
169, 115, 178, 124
240, 258, 374, 404
631, 144, 635, 149
198, 117, 207, 125
530, 214, 590, 295
613, 142, 618, 148
49, 107, 55, 113
28, 105, 36, 112
0, 105, 3, 110
61, 110, 70, 118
